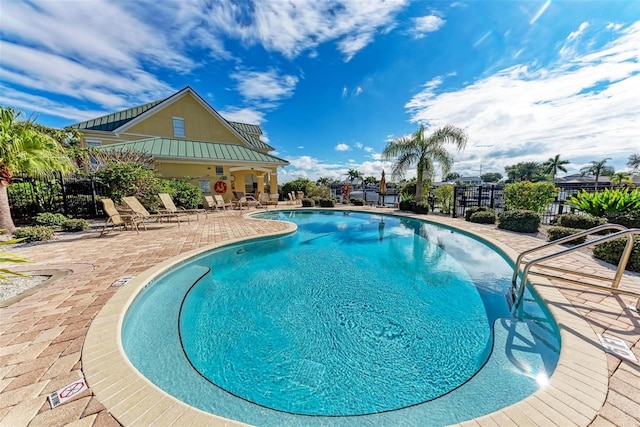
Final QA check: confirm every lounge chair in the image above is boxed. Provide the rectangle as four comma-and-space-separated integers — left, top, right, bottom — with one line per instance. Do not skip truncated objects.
122, 196, 187, 226
99, 198, 146, 237
203, 195, 220, 211
234, 195, 263, 211
159, 193, 207, 220
214, 195, 233, 210
259, 192, 278, 207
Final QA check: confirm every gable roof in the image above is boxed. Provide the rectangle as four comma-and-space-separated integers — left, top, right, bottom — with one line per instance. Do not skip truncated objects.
68, 86, 274, 151
69, 99, 166, 132
99, 138, 288, 165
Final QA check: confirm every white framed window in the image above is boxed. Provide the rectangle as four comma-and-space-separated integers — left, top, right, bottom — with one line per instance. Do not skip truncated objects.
173, 117, 185, 137
86, 139, 102, 167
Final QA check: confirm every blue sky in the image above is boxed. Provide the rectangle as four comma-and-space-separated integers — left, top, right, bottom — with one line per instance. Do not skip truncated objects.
1, 1, 639, 183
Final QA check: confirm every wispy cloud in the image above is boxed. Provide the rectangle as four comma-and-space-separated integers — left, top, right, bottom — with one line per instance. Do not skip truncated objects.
230, 68, 299, 107
336, 143, 350, 151
413, 14, 445, 38
405, 21, 640, 176
218, 107, 266, 125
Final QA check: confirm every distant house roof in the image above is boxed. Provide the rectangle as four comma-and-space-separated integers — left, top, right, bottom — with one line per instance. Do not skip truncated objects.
67, 86, 274, 151
99, 138, 288, 165
555, 174, 612, 184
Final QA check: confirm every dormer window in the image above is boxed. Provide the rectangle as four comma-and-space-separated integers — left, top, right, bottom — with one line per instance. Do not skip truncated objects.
173, 117, 185, 137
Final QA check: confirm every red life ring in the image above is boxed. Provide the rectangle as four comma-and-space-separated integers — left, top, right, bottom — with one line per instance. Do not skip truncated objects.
214, 181, 227, 194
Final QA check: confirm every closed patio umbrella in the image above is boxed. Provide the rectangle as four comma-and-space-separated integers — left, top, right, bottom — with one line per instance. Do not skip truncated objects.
378, 170, 387, 206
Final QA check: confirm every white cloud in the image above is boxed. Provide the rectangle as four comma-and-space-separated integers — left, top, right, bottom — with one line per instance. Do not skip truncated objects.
364, 146, 374, 153
354, 142, 363, 149
193, 0, 408, 61
280, 155, 394, 183
404, 21, 640, 177
230, 69, 298, 105
336, 143, 350, 151
219, 107, 266, 125
413, 15, 445, 37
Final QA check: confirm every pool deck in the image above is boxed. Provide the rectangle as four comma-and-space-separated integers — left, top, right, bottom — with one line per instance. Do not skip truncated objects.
0, 206, 638, 426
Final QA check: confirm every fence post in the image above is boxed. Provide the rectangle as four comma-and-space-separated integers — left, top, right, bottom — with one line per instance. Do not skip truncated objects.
452, 185, 458, 218
90, 177, 99, 216
490, 185, 495, 209
60, 172, 69, 217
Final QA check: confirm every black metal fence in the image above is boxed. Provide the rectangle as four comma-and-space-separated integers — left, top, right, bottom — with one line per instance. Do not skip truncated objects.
8, 173, 109, 224
452, 185, 606, 224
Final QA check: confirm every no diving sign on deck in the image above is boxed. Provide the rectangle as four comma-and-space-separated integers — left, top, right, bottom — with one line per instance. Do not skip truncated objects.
48, 378, 88, 409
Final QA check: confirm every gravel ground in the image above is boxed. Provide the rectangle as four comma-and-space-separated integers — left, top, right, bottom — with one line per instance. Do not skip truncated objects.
0, 274, 50, 303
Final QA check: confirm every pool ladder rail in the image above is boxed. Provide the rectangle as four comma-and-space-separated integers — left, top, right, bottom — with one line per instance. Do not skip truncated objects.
509, 224, 640, 315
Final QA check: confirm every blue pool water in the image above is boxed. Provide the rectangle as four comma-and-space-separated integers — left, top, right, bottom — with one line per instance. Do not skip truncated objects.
123, 210, 560, 425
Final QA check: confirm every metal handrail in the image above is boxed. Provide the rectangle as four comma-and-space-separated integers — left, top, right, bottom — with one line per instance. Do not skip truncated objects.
511, 224, 639, 314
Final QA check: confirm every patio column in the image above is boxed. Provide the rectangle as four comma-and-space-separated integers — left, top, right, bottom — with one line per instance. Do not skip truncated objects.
256, 174, 265, 194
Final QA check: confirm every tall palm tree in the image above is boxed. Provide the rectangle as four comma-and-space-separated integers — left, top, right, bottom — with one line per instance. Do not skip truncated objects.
382, 124, 467, 203
543, 154, 570, 183
627, 153, 640, 173
0, 107, 74, 233
580, 158, 614, 190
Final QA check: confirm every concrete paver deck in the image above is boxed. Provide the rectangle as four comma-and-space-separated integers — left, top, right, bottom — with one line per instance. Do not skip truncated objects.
0, 207, 638, 426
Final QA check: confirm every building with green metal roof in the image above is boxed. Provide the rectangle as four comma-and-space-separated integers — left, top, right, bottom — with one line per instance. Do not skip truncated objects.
68, 86, 288, 197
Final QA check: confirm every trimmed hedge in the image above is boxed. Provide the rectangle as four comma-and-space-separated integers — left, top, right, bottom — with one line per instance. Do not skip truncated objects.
13, 226, 55, 242
350, 198, 365, 206
547, 226, 587, 244
605, 211, 640, 229
470, 211, 496, 224
413, 202, 429, 214
556, 213, 606, 230
465, 206, 494, 222
33, 213, 68, 228
61, 219, 90, 232
498, 210, 541, 233
399, 200, 413, 211
302, 198, 315, 207
592, 236, 640, 272
319, 198, 335, 207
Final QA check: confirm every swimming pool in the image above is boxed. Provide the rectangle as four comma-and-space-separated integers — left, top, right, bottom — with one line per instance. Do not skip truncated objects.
122, 210, 560, 425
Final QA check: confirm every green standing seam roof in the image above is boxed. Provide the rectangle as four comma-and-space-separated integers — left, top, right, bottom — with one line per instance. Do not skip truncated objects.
99, 138, 289, 165
68, 100, 165, 131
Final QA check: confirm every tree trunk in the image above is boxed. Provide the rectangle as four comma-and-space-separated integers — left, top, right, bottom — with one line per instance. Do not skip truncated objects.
415, 170, 424, 203
0, 182, 16, 234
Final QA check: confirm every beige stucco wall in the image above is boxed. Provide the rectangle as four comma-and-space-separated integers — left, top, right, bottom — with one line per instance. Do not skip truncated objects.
124, 95, 244, 143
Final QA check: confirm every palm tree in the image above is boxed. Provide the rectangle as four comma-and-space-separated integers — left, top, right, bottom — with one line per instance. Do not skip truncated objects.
0, 107, 74, 233
627, 153, 640, 173
580, 158, 614, 190
543, 154, 570, 183
346, 169, 363, 189
610, 171, 631, 186
382, 124, 467, 203
364, 176, 377, 186
316, 177, 331, 187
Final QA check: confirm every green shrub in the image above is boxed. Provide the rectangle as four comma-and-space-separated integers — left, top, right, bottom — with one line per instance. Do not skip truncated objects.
302, 198, 315, 207
33, 212, 68, 228
504, 181, 558, 212
319, 198, 335, 207
351, 198, 365, 206
399, 200, 414, 211
412, 202, 429, 214
470, 211, 496, 224
592, 236, 640, 272
498, 210, 541, 233
434, 185, 454, 214
92, 161, 166, 210
546, 226, 587, 244
61, 218, 90, 232
556, 213, 607, 230
604, 211, 640, 229
13, 226, 55, 242
164, 179, 203, 209
465, 206, 494, 222
568, 187, 640, 217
